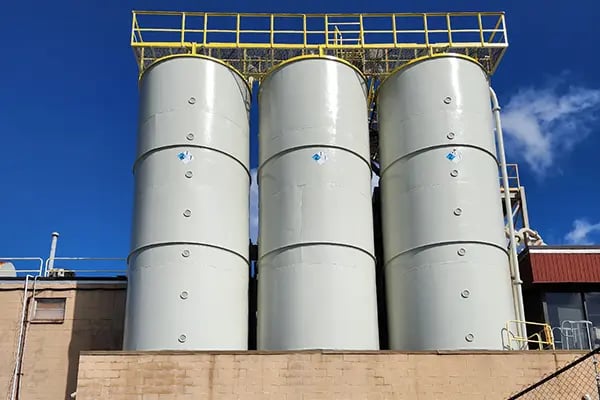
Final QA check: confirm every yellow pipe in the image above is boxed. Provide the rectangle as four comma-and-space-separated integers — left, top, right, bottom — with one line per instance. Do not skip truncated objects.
377, 53, 485, 91
137, 54, 250, 91
259, 54, 366, 84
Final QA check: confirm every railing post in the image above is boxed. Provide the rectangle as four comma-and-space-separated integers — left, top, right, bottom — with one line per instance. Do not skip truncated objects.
203, 13, 208, 46
446, 13, 452, 47
477, 13, 484, 46
303, 14, 307, 48
422, 14, 431, 55
359, 14, 365, 45
269, 14, 274, 47
181, 12, 186, 46
391, 14, 397, 47
324, 14, 329, 47
238, 14, 242, 46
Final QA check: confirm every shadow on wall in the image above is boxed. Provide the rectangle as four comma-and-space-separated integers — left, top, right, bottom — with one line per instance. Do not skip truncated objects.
372, 186, 388, 350
65, 281, 126, 399
11, 279, 126, 400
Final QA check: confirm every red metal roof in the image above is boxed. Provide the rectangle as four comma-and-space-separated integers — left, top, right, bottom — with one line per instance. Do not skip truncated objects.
519, 247, 600, 284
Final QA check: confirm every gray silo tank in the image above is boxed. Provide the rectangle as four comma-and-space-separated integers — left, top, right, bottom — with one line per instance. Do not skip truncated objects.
257, 57, 379, 350
378, 55, 515, 350
124, 56, 250, 350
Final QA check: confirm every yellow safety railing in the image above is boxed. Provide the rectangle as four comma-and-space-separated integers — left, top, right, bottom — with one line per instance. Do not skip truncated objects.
504, 320, 555, 351
131, 11, 508, 79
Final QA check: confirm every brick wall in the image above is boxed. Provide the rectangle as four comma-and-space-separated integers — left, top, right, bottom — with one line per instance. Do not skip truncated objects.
76, 350, 586, 400
0, 280, 126, 400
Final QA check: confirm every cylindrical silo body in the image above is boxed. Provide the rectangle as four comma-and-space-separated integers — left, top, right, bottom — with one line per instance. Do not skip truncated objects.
378, 55, 515, 350
124, 56, 250, 350
257, 57, 379, 350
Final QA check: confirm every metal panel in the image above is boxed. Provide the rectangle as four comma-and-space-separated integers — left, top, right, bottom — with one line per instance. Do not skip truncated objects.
124, 56, 250, 350
529, 253, 600, 283
378, 55, 515, 350
257, 58, 379, 350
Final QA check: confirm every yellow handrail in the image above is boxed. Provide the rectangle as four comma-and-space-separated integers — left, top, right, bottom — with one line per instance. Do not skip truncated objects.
130, 11, 508, 79
505, 320, 555, 350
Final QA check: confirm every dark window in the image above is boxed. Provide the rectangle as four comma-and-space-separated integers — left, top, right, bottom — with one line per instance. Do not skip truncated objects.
584, 292, 600, 348
545, 292, 585, 327
31, 298, 66, 323
584, 292, 600, 327
545, 292, 587, 349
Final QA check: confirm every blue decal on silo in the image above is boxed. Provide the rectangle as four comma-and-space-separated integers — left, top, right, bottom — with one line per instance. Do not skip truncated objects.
177, 151, 194, 164
312, 151, 328, 165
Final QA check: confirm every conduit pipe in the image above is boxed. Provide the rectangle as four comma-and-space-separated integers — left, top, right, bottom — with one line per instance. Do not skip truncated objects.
10, 274, 38, 400
490, 87, 526, 342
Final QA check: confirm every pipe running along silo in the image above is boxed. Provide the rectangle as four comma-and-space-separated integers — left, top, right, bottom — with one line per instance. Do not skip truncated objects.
124, 56, 250, 350
378, 54, 515, 350
257, 56, 379, 350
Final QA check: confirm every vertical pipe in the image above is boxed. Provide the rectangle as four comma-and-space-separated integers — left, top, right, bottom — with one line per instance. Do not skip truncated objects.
10, 274, 38, 400
47, 232, 59, 275
520, 186, 531, 230
490, 87, 526, 341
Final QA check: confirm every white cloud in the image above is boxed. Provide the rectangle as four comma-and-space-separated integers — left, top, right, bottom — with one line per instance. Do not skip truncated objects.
501, 83, 600, 177
249, 168, 258, 243
565, 219, 600, 245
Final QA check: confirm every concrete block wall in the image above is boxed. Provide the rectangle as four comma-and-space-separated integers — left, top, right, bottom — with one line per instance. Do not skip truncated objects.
0, 280, 591, 400
0, 280, 126, 400
76, 350, 586, 400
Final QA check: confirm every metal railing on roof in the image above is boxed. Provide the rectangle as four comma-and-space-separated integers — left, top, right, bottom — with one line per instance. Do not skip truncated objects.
131, 11, 508, 79
0, 257, 127, 278
0, 258, 44, 277
44, 257, 127, 278
503, 320, 556, 350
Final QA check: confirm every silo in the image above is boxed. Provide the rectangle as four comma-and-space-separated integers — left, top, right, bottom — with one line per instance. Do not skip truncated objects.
257, 57, 379, 350
378, 54, 515, 350
124, 56, 250, 350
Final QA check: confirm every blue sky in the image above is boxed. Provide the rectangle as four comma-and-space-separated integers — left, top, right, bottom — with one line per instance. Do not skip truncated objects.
1, 0, 599, 271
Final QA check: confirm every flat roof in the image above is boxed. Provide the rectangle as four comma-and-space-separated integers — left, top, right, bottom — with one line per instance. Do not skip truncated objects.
521, 246, 600, 256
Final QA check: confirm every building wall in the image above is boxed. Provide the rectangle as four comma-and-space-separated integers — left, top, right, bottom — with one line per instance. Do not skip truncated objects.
519, 248, 600, 284
0, 280, 592, 400
0, 280, 126, 400
76, 350, 586, 400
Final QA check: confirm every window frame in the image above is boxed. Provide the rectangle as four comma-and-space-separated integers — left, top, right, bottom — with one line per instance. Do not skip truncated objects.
30, 297, 67, 324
